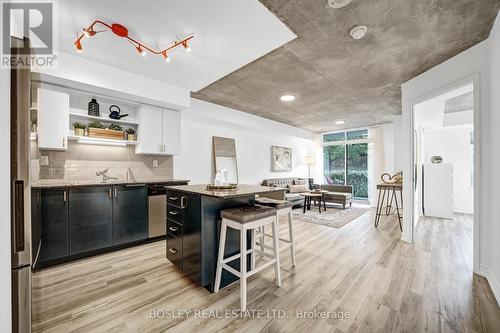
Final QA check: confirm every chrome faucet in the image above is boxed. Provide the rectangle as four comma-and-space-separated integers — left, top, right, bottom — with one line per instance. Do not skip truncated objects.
96, 168, 117, 183
126, 168, 135, 182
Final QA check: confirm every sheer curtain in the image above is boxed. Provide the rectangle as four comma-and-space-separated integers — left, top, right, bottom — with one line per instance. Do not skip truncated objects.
368, 127, 385, 207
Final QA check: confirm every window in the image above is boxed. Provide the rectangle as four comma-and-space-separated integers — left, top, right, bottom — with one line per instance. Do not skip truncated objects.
323, 132, 345, 143
347, 129, 368, 140
323, 130, 369, 199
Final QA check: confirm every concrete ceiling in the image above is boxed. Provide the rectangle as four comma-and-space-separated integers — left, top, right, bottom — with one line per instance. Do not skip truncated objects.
192, 0, 500, 133
55, 0, 296, 91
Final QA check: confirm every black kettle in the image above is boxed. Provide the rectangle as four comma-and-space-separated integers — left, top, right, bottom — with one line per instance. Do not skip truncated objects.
109, 105, 129, 120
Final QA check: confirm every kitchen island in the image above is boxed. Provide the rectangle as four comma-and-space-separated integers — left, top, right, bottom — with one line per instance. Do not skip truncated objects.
165, 184, 286, 292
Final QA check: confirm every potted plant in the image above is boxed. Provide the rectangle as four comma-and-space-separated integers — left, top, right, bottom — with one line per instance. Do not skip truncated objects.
88, 120, 122, 140
126, 127, 136, 141
73, 122, 86, 136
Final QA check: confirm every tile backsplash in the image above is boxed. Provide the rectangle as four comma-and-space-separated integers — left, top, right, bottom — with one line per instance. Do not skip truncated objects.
31, 141, 173, 183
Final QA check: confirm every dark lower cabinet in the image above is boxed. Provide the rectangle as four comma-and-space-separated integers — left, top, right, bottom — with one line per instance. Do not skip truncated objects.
112, 185, 148, 245
38, 188, 69, 264
33, 182, 185, 268
69, 186, 113, 255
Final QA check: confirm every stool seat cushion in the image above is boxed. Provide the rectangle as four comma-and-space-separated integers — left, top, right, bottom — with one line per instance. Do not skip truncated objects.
221, 206, 276, 223
255, 197, 293, 209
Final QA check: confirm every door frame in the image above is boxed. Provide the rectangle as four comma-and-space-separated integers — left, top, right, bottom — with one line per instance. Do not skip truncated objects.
405, 73, 480, 273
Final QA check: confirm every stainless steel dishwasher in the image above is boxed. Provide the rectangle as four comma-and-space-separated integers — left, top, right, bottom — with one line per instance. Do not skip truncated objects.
148, 185, 166, 237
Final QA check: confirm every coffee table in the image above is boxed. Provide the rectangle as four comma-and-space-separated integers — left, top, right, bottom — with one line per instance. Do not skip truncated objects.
300, 192, 326, 213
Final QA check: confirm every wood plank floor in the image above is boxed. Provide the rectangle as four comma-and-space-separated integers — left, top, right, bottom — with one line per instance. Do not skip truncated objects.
32, 209, 500, 333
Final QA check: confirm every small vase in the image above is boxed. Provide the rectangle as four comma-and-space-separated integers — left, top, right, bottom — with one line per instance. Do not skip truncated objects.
75, 128, 85, 137
88, 98, 100, 117
127, 134, 136, 141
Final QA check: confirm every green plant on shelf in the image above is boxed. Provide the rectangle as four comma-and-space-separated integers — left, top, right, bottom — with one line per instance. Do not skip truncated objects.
87, 120, 105, 129
108, 124, 123, 131
125, 127, 136, 135
72, 122, 86, 129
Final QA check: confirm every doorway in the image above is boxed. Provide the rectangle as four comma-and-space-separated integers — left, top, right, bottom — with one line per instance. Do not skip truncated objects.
410, 80, 478, 271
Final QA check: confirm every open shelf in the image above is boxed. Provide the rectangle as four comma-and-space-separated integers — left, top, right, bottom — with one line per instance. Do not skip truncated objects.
69, 110, 139, 126
68, 135, 138, 147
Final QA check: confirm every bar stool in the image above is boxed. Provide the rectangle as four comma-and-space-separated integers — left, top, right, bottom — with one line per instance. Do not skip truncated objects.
254, 197, 296, 267
214, 206, 281, 311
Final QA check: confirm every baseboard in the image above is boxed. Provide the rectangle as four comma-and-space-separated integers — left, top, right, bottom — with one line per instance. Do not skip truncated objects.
478, 264, 500, 306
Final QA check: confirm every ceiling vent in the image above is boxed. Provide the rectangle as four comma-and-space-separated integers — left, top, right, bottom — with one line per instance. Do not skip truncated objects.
327, 0, 352, 9
350, 25, 368, 40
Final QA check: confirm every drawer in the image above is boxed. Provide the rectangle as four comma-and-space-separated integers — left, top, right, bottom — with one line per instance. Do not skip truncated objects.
166, 233, 182, 269
167, 204, 183, 223
166, 219, 182, 238
167, 192, 185, 207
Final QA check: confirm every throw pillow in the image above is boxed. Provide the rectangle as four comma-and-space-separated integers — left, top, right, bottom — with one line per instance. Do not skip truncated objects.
293, 179, 306, 185
289, 184, 308, 193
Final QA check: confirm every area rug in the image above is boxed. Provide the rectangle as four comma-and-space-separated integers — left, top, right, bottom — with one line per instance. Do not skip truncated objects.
292, 206, 369, 229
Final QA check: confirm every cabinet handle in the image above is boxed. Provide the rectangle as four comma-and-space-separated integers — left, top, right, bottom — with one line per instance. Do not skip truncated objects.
168, 226, 178, 232
63, 190, 67, 202
62, 137, 65, 148
169, 211, 178, 216
181, 196, 187, 208
169, 248, 177, 254
114, 188, 117, 198
169, 196, 178, 201
108, 188, 112, 199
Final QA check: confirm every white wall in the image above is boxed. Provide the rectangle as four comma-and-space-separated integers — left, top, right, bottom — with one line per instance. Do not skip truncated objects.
0, 4, 12, 331
487, 11, 500, 304
392, 115, 403, 172
174, 99, 319, 184
424, 126, 474, 214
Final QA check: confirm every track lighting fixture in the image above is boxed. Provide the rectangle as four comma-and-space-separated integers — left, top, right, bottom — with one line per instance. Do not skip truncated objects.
74, 20, 194, 62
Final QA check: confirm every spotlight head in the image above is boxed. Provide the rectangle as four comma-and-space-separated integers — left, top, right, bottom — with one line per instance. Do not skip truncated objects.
182, 41, 191, 53
136, 45, 146, 57
75, 40, 83, 53
162, 51, 171, 63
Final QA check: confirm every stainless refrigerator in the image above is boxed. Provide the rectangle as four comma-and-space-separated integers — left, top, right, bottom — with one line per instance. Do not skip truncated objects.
11, 36, 32, 333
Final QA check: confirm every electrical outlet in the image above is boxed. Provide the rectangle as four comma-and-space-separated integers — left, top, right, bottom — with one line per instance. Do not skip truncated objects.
40, 155, 49, 166
153, 159, 158, 168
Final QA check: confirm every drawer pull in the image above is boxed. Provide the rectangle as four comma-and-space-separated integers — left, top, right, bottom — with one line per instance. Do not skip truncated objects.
169, 211, 178, 216
169, 248, 177, 254
169, 226, 178, 232
169, 196, 178, 200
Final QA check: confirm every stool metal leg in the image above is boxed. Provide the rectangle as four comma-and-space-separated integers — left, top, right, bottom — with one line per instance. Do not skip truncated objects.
287, 208, 296, 267
240, 227, 247, 311
260, 225, 265, 253
214, 220, 227, 293
251, 229, 256, 270
271, 217, 282, 287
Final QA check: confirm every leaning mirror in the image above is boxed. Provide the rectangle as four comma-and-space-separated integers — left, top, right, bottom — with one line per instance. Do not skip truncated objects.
213, 136, 239, 184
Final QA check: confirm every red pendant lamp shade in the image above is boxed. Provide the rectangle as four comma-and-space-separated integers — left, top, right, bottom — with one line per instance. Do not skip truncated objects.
111, 23, 128, 38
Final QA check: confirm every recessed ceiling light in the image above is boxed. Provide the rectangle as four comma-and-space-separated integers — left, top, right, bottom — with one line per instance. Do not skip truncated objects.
335, 120, 345, 125
350, 25, 368, 40
327, 0, 352, 9
280, 95, 295, 102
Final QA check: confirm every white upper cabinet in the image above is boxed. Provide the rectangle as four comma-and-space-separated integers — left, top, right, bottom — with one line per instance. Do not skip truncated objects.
37, 88, 69, 151
136, 104, 181, 155
162, 108, 181, 155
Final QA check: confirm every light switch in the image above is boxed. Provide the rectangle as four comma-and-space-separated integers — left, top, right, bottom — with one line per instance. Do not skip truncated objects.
40, 155, 49, 166
153, 159, 158, 168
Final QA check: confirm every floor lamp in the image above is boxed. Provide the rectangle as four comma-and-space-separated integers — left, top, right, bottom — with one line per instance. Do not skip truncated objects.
303, 157, 315, 189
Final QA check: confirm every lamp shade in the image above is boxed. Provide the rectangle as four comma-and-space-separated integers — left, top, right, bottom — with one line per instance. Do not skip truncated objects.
303, 157, 315, 165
